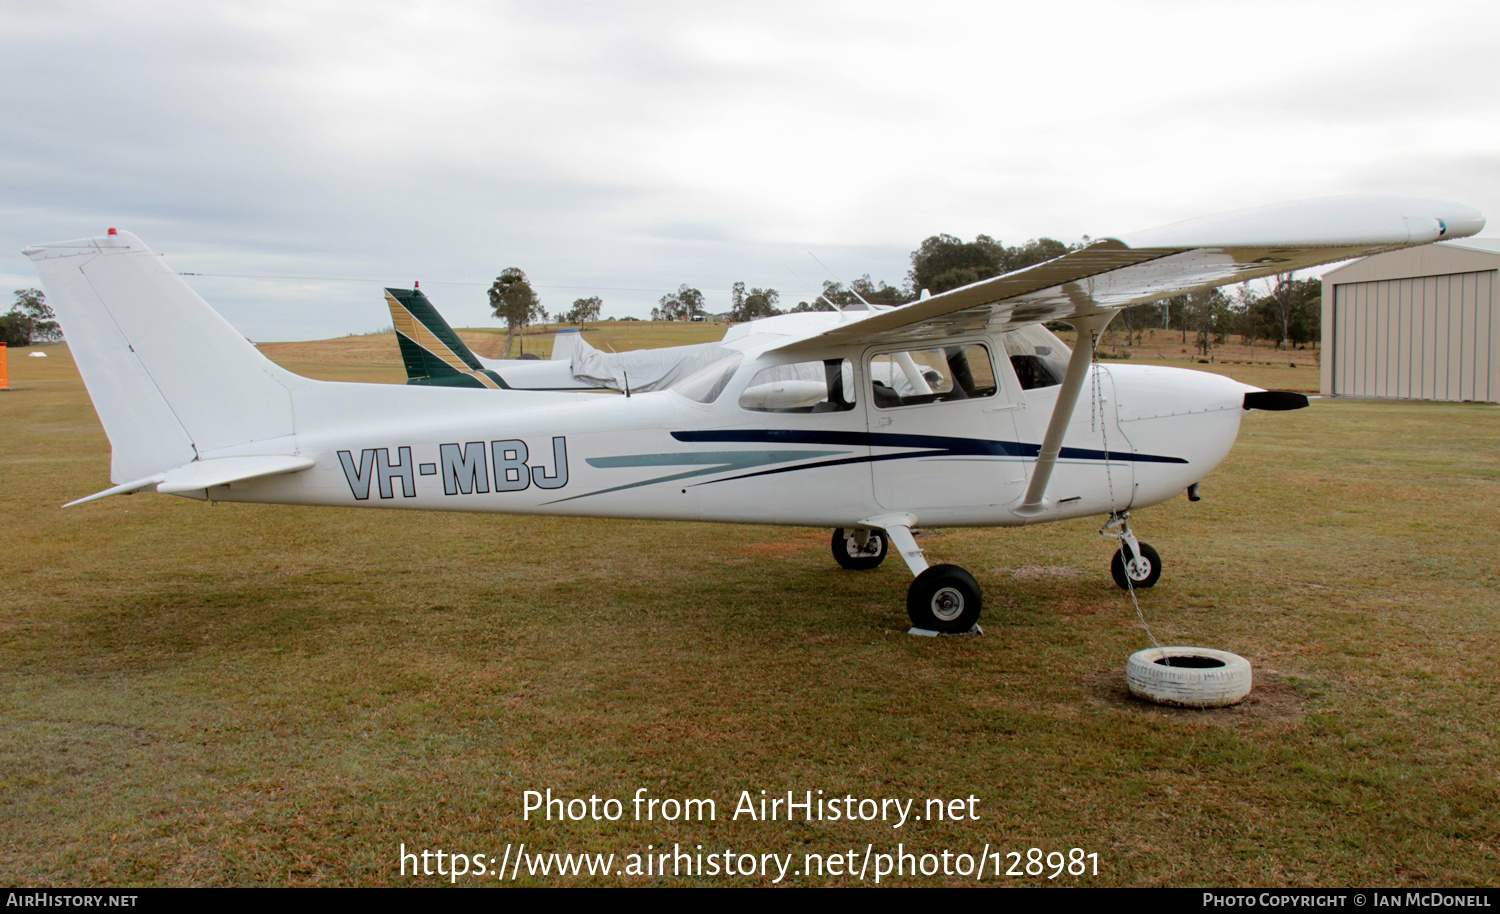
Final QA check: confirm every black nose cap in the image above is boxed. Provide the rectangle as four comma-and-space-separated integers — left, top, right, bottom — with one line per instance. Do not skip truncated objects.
1243, 390, 1310, 411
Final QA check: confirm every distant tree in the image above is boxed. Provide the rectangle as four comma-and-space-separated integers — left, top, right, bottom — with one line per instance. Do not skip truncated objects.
652, 284, 705, 321
488, 268, 543, 358
1255, 274, 1320, 349
731, 286, 781, 322
848, 274, 911, 305
818, 280, 859, 310
811, 275, 912, 311
564, 295, 603, 325
908, 235, 1079, 296
908, 234, 1006, 295
1228, 283, 1262, 353
1183, 288, 1232, 356
1115, 303, 1159, 347
0, 314, 29, 346
1156, 294, 1191, 343
1003, 238, 1074, 273
3, 289, 59, 345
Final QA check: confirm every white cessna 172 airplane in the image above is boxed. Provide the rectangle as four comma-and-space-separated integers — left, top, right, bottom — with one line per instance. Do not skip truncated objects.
24, 196, 1483, 633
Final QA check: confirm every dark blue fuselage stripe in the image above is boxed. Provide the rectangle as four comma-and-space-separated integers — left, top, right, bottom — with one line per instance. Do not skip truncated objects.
671, 429, 1188, 465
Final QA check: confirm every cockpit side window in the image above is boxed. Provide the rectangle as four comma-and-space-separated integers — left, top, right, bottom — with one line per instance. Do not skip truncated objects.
739, 359, 856, 413
868, 344, 997, 409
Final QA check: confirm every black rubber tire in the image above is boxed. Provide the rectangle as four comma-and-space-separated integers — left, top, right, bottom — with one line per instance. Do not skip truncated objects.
906, 564, 982, 633
832, 528, 887, 570
1111, 542, 1162, 590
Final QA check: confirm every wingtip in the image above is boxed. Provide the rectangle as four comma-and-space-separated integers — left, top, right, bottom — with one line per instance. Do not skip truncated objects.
1438, 205, 1485, 240
1117, 196, 1486, 250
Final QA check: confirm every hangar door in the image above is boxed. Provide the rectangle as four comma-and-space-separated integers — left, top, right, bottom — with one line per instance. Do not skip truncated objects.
1330, 270, 1498, 402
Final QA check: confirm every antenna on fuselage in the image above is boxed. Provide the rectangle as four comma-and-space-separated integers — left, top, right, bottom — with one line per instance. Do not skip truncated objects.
783, 263, 843, 313
807, 251, 873, 311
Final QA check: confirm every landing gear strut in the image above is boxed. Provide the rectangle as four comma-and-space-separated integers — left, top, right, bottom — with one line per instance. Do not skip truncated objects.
1101, 512, 1162, 590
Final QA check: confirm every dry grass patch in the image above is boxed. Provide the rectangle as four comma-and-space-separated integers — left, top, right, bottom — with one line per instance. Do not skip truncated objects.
0, 329, 1496, 886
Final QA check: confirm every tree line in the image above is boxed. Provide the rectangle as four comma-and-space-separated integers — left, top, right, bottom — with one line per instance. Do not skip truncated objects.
484, 234, 1093, 337
7, 237, 1319, 356
480, 233, 1323, 355
1114, 277, 1322, 356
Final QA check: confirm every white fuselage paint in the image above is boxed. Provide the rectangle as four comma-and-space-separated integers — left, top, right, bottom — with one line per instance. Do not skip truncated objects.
22, 231, 1262, 533
204, 328, 1253, 531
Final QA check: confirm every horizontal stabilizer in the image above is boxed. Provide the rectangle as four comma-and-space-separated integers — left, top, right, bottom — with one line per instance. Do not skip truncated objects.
63, 475, 167, 507
64, 455, 315, 506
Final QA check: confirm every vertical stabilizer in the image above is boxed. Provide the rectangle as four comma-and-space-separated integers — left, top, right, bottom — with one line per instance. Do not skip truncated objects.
24, 231, 299, 483
550, 327, 584, 362
384, 287, 505, 389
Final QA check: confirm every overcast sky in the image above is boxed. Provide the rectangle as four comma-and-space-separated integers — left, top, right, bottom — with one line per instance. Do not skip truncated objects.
5, 0, 1500, 340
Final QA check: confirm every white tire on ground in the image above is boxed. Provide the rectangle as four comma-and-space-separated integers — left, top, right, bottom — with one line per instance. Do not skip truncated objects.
1125, 646, 1252, 708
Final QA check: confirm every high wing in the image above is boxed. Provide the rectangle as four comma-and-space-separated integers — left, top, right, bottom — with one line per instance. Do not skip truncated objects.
756, 195, 1484, 520
766, 196, 1484, 356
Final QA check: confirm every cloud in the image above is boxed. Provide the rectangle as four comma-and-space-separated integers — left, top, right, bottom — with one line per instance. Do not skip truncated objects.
5, 0, 1498, 339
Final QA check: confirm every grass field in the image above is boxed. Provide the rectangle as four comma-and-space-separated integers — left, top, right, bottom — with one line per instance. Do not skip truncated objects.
1053, 326, 1323, 394
0, 326, 1496, 887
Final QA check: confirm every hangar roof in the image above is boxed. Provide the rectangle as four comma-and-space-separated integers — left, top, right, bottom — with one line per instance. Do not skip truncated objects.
1322, 237, 1500, 285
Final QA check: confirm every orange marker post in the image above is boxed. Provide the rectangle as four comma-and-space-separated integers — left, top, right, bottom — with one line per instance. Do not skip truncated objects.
0, 342, 8, 390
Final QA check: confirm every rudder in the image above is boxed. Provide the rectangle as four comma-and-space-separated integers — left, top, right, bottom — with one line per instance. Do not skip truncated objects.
25, 230, 300, 482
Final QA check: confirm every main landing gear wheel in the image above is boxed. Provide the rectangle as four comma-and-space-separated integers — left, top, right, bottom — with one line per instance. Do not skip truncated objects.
832, 528, 887, 570
906, 564, 982, 633
1111, 542, 1162, 590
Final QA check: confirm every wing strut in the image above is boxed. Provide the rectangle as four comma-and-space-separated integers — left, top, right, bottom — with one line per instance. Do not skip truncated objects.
1012, 311, 1115, 518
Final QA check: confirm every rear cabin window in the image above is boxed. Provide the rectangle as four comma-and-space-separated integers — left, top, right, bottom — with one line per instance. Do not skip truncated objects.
869, 344, 997, 408
739, 359, 856, 413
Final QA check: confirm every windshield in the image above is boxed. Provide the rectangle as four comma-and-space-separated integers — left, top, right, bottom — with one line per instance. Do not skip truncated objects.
669, 352, 743, 404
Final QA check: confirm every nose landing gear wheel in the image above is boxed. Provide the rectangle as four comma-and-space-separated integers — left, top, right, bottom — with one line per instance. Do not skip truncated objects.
832, 528, 888, 570
1111, 542, 1161, 590
907, 564, 982, 633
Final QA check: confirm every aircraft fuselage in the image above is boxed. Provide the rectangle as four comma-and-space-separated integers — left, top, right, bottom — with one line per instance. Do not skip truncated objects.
203, 331, 1251, 531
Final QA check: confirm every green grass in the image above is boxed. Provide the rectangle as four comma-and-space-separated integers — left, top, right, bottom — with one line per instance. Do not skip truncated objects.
0, 332, 1496, 886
